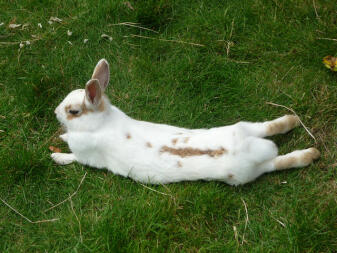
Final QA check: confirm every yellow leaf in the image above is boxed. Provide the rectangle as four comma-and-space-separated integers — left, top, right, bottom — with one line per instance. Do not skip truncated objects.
323, 56, 337, 71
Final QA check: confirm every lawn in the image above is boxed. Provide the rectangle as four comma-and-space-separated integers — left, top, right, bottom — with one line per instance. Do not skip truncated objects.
0, 0, 336, 252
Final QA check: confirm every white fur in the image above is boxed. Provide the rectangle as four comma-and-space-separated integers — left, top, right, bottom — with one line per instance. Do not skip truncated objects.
51, 59, 320, 185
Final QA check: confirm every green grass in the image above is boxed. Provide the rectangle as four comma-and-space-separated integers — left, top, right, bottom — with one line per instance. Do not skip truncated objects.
1, 0, 336, 252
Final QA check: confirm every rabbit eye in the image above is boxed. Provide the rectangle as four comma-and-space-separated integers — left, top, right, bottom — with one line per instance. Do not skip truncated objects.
69, 110, 80, 115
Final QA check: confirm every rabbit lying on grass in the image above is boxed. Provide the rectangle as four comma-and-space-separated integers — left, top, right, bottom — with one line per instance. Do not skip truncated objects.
51, 59, 320, 185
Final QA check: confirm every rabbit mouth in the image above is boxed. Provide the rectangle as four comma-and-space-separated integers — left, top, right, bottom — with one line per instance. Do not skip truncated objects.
56, 115, 68, 132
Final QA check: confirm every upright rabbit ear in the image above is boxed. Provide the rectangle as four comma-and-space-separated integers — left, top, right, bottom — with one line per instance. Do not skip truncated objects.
85, 79, 102, 106
91, 59, 110, 91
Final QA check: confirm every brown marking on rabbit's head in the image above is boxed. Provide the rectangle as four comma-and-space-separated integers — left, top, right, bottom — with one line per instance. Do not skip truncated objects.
54, 59, 111, 131
146, 142, 152, 148
97, 97, 106, 112
183, 137, 190, 143
126, 133, 132, 139
160, 146, 227, 158
65, 103, 94, 120
171, 138, 178, 145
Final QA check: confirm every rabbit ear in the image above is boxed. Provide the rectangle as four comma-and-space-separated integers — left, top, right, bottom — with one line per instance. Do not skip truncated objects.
85, 79, 102, 106
91, 59, 110, 91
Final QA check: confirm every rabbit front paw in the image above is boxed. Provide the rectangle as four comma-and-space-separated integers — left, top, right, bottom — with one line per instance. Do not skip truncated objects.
51, 153, 76, 165
59, 134, 69, 143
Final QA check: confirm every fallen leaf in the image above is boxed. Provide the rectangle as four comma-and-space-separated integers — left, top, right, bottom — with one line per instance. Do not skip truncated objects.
0, 22, 4, 26
67, 30, 72, 36
101, 34, 112, 41
9, 24, 21, 29
83, 39, 88, 43
49, 16, 62, 23
38, 23, 42, 28
323, 56, 337, 71
49, 146, 62, 153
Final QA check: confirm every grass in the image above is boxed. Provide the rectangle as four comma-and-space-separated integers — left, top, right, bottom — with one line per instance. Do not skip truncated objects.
0, 0, 336, 252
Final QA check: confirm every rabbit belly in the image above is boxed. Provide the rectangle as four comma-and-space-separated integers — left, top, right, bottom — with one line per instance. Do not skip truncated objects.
100, 125, 278, 185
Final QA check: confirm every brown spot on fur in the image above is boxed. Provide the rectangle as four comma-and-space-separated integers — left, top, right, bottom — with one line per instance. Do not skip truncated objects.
266, 115, 299, 136
172, 138, 178, 145
146, 142, 152, 148
160, 146, 227, 158
126, 133, 132, 139
177, 161, 183, 168
98, 100, 105, 112
228, 173, 234, 179
183, 137, 190, 143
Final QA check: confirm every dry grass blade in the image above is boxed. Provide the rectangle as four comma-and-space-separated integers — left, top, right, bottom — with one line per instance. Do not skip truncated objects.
266, 102, 317, 143
312, 0, 320, 19
109, 22, 158, 33
129, 34, 205, 47
44, 171, 87, 212
233, 225, 239, 245
0, 38, 41, 46
272, 216, 286, 227
139, 183, 175, 199
241, 198, 249, 245
1, 198, 59, 224
317, 37, 337, 42
70, 198, 83, 243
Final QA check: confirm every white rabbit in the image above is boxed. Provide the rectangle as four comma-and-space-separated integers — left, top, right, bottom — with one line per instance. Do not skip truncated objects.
51, 59, 320, 185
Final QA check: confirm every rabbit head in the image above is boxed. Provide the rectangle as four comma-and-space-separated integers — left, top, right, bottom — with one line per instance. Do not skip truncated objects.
54, 59, 111, 132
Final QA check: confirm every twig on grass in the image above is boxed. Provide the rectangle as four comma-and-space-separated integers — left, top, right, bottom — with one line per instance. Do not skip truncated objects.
0, 38, 41, 46
44, 171, 87, 212
1, 198, 59, 224
266, 102, 317, 143
109, 22, 159, 33
227, 58, 250, 64
272, 216, 286, 228
128, 34, 205, 47
241, 198, 249, 245
317, 37, 337, 42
